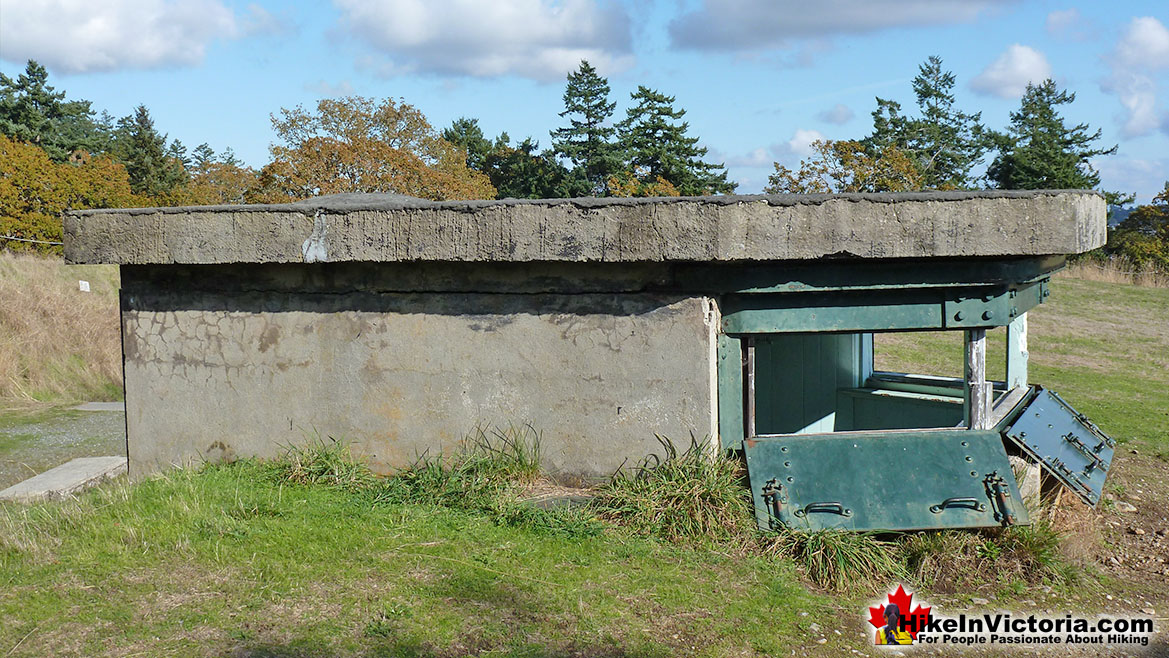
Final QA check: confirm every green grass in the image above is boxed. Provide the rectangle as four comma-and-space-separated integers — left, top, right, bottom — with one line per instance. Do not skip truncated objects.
0, 455, 836, 657
876, 276, 1169, 457
589, 436, 755, 545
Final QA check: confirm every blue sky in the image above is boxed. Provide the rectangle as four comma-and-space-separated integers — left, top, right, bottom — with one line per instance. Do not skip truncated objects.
1, 0, 1166, 202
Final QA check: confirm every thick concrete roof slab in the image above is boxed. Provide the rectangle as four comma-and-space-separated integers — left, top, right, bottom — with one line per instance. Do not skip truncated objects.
64, 190, 1104, 265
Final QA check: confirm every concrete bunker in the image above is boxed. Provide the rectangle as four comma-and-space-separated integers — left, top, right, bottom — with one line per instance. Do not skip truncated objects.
65, 190, 1113, 532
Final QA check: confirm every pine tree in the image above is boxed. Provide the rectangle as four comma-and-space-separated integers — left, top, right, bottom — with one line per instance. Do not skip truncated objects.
113, 105, 186, 197
864, 56, 988, 189
0, 60, 104, 161
442, 117, 493, 172
483, 136, 571, 199
166, 139, 190, 170
616, 86, 735, 196
192, 143, 216, 172
550, 61, 620, 195
987, 80, 1117, 190
909, 56, 989, 189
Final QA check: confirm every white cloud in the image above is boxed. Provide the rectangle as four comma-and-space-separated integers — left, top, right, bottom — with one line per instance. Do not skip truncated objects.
970, 44, 1051, 99
1045, 9, 1086, 40
723, 147, 773, 168
305, 80, 356, 97
1101, 17, 1169, 138
333, 0, 634, 81
1093, 156, 1169, 205
816, 103, 854, 125
0, 0, 238, 73
774, 129, 825, 159
669, 0, 1016, 51
241, 3, 294, 37
1113, 16, 1169, 69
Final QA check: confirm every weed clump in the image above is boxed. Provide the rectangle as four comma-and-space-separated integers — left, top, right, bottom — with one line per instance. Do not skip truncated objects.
763, 528, 904, 592
273, 434, 376, 491
898, 522, 1089, 595
376, 424, 542, 509
589, 436, 755, 545
374, 424, 602, 538
269, 424, 602, 538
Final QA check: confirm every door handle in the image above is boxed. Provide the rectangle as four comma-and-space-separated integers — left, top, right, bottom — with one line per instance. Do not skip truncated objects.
794, 501, 852, 517
930, 497, 987, 513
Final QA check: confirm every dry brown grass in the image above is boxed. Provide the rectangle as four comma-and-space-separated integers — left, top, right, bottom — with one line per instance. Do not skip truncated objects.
1061, 258, 1169, 288
0, 251, 122, 409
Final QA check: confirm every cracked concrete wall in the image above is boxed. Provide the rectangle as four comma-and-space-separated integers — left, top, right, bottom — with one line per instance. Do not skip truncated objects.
121, 265, 715, 479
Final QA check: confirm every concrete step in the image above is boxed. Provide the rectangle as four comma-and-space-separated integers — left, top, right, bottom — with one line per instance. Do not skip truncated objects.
0, 456, 127, 503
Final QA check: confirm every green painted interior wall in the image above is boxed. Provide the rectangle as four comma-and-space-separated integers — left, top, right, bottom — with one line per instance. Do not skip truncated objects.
753, 333, 865, 434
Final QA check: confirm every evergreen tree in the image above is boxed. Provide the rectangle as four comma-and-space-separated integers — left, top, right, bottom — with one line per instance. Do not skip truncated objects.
987, 80, 1117, 190
864, 56, 988, 189
113, 105, 186, 197
219, 147, 241, 167
483, 135, 571, 199
616, 86, 735, 196
192, 143, 216, 171
550, 60, 620, 195
166, 139, 190, 170
0, 60, 104, 161
442, 117, 494, 172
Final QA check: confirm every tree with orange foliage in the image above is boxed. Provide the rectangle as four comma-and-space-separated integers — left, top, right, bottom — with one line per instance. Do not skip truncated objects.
259, 97, 495, 202
0, 135, 139, 253
764, 140, 922, 194
606, 167, 680, 197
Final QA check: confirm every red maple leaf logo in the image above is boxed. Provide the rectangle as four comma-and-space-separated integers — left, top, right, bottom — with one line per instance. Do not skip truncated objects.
868, 584, 932, 640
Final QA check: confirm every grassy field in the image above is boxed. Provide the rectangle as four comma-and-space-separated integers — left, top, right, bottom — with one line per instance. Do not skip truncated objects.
0, 253, 122, 409
1, 441, 844, 658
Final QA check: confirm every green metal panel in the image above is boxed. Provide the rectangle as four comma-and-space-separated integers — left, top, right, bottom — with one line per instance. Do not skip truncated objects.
717, 334, 744, 450
722, 291, 943, 333
1003, 387, 1115, 507
836, 389, 964, 432
754, 334, 863, 435
943, 280, 1046, 329
744, 430, 1028, 532
721, 281, 1049, 334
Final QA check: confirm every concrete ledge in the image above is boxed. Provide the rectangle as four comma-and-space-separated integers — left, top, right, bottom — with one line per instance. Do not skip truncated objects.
0, 456, 127, 503
65, 190, 1106, 265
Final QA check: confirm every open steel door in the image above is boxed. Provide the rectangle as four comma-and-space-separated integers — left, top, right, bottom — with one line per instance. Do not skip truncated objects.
1001, 386, 1115, 507
744, 430, 1028, 532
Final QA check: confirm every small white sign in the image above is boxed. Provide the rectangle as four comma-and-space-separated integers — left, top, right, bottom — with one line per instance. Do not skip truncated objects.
79, 280, 90, 292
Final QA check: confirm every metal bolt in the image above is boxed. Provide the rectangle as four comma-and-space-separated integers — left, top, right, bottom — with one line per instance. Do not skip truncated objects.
955, 311, 965, 321
983, 310, 994, 320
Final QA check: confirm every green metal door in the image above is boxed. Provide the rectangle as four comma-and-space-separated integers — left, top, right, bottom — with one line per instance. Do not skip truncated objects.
1002, 387, 1114, 507
744, 430, 1028, 532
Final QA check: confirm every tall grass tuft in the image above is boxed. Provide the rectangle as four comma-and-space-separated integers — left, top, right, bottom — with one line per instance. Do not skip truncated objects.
0, 252, 122, 408
588, 436, 755, 545
762, 528, 903, 591
375, 423, 543, 508
272, 433, 376, 490
898, 524, 1089, 594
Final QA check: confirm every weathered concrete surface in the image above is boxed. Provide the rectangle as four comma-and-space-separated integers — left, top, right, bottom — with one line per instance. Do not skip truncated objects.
66, 190, 1106, 265
0, 456, 127, 503
120, 268, 717, 479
